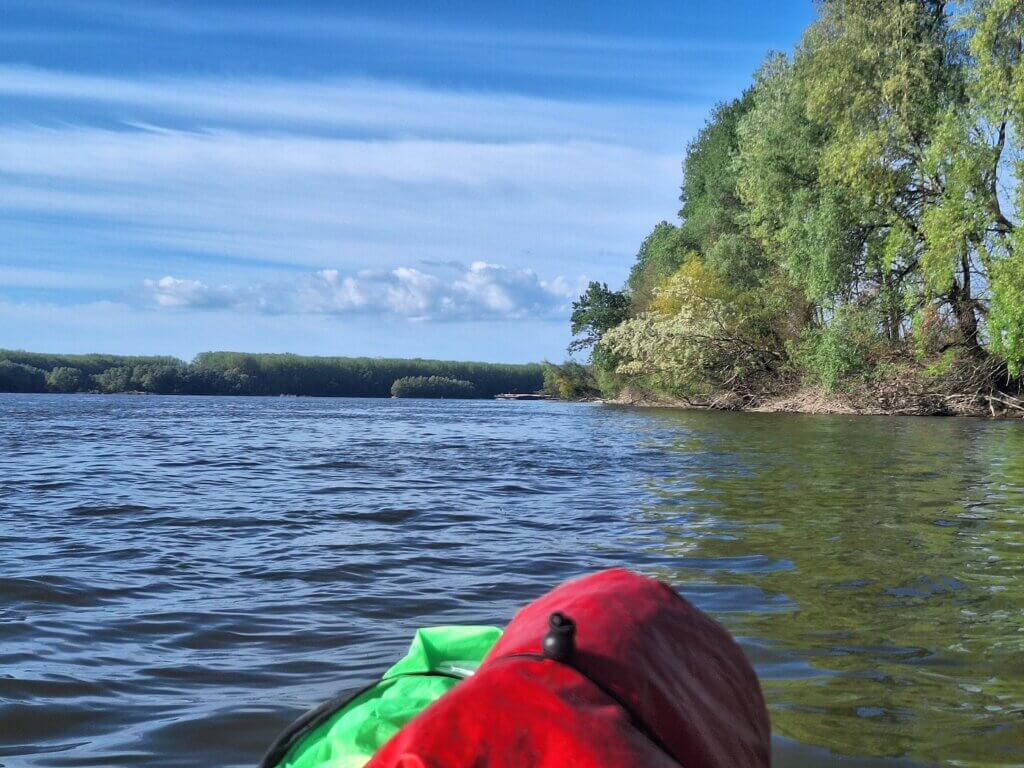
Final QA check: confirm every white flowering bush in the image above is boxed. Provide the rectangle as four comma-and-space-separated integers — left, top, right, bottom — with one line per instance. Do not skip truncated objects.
600, 259, 789, 397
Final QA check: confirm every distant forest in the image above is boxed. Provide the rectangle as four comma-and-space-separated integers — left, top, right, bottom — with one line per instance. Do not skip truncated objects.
0, 350, 542, 398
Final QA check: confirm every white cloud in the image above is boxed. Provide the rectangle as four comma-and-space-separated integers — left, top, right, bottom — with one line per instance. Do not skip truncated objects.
140, 263, 583, 321
143, 276, 229, 309
0, 67, 685, 359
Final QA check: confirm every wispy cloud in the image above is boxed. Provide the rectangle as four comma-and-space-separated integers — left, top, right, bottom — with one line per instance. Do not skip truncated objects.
0, 266, 116, 290
0, 66, 692, 292
0, 122, 679, 273
142, 262, 581, 321
0, 66, 707, 146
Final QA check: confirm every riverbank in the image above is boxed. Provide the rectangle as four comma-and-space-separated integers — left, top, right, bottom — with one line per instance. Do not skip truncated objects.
610, 383, 1024, 418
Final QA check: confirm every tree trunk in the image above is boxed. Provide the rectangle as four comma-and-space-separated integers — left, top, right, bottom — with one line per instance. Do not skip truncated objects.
952, 250, 982, 354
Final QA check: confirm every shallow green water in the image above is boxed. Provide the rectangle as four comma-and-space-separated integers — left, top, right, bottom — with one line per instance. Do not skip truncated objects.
630, 408, 1024, 766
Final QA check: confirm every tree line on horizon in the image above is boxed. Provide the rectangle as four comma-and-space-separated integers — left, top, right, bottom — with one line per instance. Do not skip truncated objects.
559, 0, 1024, 412
0, 350, 542, 398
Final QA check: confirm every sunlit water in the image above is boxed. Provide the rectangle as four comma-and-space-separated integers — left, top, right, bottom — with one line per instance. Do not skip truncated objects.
1, 394, 1022, 767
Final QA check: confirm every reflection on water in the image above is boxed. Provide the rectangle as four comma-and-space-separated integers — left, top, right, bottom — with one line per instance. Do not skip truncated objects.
630, 410, 1024, 766
0, 395, 1021, 767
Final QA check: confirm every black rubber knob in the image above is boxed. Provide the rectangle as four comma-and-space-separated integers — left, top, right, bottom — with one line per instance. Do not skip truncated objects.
541, 611, 576, 662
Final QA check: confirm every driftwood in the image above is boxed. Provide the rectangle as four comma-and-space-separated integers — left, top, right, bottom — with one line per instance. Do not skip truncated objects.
613, 347, 1023, 418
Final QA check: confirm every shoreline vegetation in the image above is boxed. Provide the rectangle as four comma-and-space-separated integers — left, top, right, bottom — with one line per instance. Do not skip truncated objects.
390, 376, 478, 399
0, 350, 542, 400
546, 0, 1024, 420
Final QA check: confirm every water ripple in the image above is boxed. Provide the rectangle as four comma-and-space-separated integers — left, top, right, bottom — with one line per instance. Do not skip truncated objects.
1, 395, 1022, 766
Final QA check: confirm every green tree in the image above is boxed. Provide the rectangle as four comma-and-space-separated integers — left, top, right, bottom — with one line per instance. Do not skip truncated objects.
678, 91, 768, 288
568, 282, 629, 358
0, 361, 46, 392
45, 366, 88, 393
736, 54, 865, 314
0, 349, 545, 398
541, 361, 600, 400
570, 1, 1024, 403
93, 366, 134, 393
799, 0, 991, 352
626, 222, 688, 312
962, 0, 1024, 373
390, 376, 478, 399
131, 364, 185, 394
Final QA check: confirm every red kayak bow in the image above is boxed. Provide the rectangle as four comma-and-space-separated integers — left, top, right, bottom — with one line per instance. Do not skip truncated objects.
365, 568, 770, 768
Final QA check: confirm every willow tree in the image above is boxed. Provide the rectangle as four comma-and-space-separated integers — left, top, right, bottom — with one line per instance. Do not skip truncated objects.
735, 53, 869, 331
799, 0, 1023, 365
677, 91, 769, 289
961, 0, 1024, 373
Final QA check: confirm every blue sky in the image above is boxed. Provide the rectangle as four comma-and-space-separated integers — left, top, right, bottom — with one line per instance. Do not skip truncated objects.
0, 0, 814, 362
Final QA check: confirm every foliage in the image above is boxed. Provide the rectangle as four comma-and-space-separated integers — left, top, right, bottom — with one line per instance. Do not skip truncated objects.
989, 252, 1024, 377
736, 53, 868, 307
190, 352, 540, 397
790, 307, 883, 391
390, 376, 478, 399
796, 0, 999, 352
541, 361, 601, 400
626, 222, 687, 311
567, 282, 629, 359
0, 361, 46, 393
45, 367, 89, 393
679, 90, 769, 288
599, 259, 790, 398
132, 364, 188, 394
93, 366, 135, 393
0, 350, 181, 375
0, 350, 543, 398
564, 0, 1024, 404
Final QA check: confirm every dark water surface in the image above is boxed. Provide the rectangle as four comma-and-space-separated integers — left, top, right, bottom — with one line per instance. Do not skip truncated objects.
1, 394, 1022, 767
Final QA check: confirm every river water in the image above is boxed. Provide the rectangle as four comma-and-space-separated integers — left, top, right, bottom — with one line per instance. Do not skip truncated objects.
1, 394, 1022, 767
